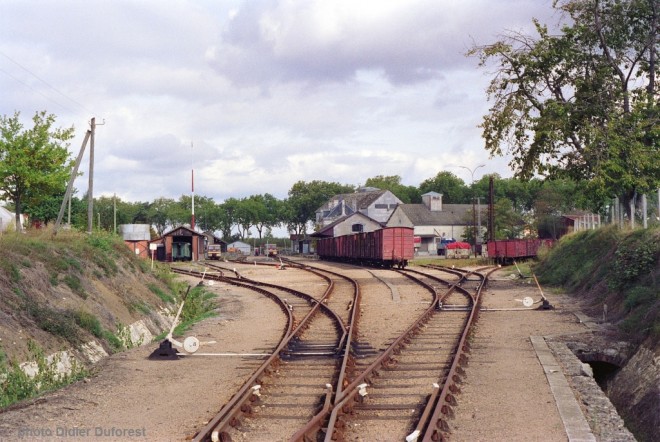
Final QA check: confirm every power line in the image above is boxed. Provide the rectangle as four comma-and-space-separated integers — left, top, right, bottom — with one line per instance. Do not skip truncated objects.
0, 65, 74, 114
0, 49, 95, 116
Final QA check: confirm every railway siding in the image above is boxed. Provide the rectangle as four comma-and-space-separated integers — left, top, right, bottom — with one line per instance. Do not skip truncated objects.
0, 259, 635, 442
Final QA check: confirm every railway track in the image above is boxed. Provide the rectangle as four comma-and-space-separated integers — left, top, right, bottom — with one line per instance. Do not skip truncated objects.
174, 260, 494, 441
323, 266, 484, 442
173, 261, 360, 441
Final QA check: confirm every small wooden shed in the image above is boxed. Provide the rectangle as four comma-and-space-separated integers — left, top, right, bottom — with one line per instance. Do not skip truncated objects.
150, 226, 205, 262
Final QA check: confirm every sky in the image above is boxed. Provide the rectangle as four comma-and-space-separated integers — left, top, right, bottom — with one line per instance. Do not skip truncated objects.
0, 0, 563, 206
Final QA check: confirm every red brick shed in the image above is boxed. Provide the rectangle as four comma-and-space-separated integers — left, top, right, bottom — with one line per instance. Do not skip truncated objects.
150, 226, 205, 262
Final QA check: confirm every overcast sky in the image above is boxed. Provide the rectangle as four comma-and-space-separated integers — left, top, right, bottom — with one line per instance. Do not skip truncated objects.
0, 0, 562, 205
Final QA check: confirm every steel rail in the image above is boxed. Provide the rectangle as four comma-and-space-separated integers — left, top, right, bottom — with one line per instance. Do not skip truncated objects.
204, 262, 348, 348
322, 269, 450, 441
288, 262, 362, 442
220, 260, 360, 442
172, 266, 341, 442
419, 267, 498, 442
279, 258, 365, 401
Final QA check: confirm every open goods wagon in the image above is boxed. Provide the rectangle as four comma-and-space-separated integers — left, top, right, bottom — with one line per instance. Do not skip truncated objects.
317, 227, 415, 268
487, 238, 554, 263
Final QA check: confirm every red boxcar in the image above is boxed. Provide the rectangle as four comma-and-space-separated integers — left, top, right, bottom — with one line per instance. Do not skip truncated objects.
487, 239, 555, 263
317, 227, 415, 268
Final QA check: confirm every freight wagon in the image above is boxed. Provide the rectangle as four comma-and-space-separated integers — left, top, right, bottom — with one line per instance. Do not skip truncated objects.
486, 239, 554, 263
316, 227, 415, 268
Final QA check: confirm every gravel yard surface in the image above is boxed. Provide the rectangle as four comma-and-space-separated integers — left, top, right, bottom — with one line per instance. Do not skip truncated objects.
0, 262, 612, 442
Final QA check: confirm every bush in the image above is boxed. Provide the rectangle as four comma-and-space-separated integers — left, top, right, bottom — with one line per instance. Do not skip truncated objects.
608, 239, 656, 290
181, 286, 216, 323
72, 310, 103, 338
25, 303, 82, 345
536, 225, 660, 342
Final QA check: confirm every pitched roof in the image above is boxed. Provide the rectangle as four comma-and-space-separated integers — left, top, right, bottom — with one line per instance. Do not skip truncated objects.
313, 212, 384, 237
320, 189, 388, 212
393, 203, 477, 226
159, 225, 205, 238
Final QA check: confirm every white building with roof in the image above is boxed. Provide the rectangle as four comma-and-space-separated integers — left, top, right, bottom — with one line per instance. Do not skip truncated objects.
315, 187, 402, 227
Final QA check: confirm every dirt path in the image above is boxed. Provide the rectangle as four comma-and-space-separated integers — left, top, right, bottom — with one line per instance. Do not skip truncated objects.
450, 275, 588, 441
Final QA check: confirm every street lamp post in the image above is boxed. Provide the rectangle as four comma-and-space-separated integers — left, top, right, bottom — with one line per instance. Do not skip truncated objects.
459, 164, 485, 257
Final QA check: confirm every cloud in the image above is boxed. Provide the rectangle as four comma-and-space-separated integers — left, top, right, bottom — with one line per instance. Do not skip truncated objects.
0, 0, 561, 210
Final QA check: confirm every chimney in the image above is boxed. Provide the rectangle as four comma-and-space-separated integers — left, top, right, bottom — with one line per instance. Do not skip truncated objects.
422, 192, 443, 211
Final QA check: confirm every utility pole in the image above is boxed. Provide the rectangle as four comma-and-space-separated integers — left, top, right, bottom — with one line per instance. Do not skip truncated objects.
53, 130, 91, 235
113, 193, 117, 234
488, 176, 495, 241
191, 141, 195, 230
459, 164, 485, 256
87, 118, 95, 234
477, 197, 481, 244
86, 117, 105, 234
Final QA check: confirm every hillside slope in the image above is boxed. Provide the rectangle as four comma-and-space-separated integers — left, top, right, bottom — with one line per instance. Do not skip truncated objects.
0, 230, 175, 369
535, 225, 659, 441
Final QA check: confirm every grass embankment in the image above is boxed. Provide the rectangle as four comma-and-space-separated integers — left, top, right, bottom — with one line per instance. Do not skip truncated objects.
535, 225, 660, 342
153, 284, 217, 340
0, 229, 217, 408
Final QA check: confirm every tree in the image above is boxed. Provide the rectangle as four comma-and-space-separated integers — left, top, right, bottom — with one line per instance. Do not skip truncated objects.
0, 111, 75, 231
476, 175, 543, 213
147, 197, 180, 236
251, 194, 282, 239
285, 180, 355, 235
534, 179, 590, 239
419, 171, 468, 203
493, 198, 527, 239
178, 195, 218, 232
217, 199, 237, 240
470, 0, 660, 218
233, 197, 261, 240
364, 175, 421, 203
23, 192, 65, 226
122, 200, 150, 224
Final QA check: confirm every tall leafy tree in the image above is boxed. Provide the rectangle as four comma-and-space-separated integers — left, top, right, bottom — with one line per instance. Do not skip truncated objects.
178, 195, 217, 231
493, 198, 527, 239
0, 111, 75, 231
419, 171, 468, 203
470, 0, 659, 218
233, 197, 261, 240
217, 198, 238, 240
23, 192, 65, 226
251, 193, 282, 239
364, 175, 422, 203
147, 197, 181, 236
286, 180, 355, 235
123, 200, 150, 224
534, 179, 593, 238
474, 175, 543, 213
